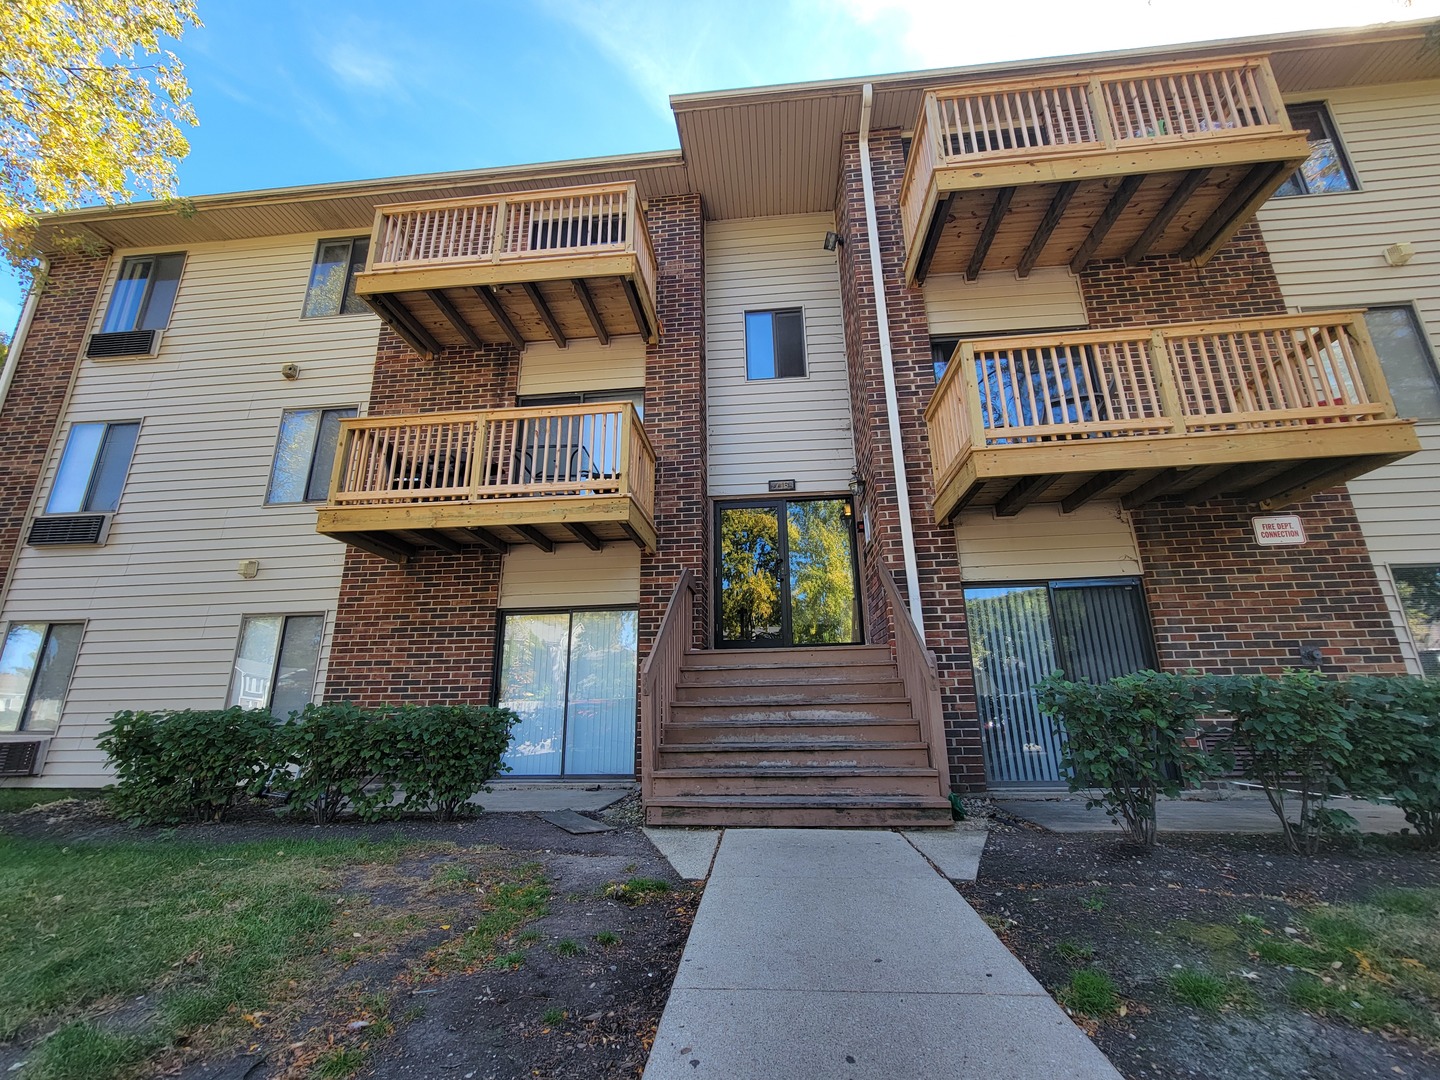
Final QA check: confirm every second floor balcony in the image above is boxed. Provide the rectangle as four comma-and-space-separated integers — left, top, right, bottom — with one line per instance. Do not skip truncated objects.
900, 57, 1313, 284
925, 312, 1420, 522
354, 182, 659, 356
315, 402, 656, 563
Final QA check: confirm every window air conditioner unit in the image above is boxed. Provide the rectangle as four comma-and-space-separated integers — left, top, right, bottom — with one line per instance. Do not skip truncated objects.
85, 329, 163, 359
28, 514, 112, 546
0, 740, 46, 777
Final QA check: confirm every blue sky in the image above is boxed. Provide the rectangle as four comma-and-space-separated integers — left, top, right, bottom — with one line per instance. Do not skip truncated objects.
3, 0, 1437, 332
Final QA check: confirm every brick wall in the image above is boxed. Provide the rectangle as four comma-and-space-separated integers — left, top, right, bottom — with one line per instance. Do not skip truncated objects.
322, 332, 518, 706
835, 132, 986, 791
0, 254, 108, 603
638, 195, 709, 657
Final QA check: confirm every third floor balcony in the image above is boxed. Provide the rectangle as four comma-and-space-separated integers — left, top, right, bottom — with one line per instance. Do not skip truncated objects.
354, 182, 659, 356
899, 57, 1312, 284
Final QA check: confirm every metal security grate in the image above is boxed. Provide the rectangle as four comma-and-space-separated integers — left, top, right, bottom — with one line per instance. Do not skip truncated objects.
0, 741, 42, 777
28, 514, 110, 546
85, 329, 160, 359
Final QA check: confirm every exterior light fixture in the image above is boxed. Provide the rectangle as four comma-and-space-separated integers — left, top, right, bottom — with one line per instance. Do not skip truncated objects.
848, 470, 866, 500
237, 559, 260, 579
823, 231, 845, 251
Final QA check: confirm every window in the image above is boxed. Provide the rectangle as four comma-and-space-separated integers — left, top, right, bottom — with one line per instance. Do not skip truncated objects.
46, 422, 140, 514
1273, 102, 1357, 197
302, 237, 370, 318
1393, 565, 1440, 678
267, 407, 357, 504
227, 615, 324, 720
100, 253, 185, 333
932, 336, 962, 383
745, 309, 806, 380
0, 623, 82, 732
1364, 306, 1440, 420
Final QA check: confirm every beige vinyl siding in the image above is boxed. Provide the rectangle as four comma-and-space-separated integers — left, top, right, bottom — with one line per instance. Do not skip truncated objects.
954, 502, 1142, 582
517, 338, 646, 397
705, 214, 854, 496
923, 268, 1088, 337
0, 233, 380, 784
498, 545, 641, 608
1255, 81, 1440, 671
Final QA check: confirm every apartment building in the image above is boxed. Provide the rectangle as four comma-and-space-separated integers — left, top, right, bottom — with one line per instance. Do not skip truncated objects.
1, 20, 1436, 825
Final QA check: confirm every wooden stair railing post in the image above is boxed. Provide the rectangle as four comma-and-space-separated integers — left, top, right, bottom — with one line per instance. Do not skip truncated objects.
878, 561, 952, 798
1149, 329, 1190, 433
639, 569, 697, 805
1341, 312, 1399, 419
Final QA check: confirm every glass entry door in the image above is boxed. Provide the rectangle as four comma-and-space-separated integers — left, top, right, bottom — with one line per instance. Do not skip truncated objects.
497, 608, 637, 776
965, 578, 1155, 785
716, 497, 861, 648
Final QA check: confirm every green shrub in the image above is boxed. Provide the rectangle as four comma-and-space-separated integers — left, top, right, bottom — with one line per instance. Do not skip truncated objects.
1210, 670, 1355, 854
272, 702, 396, 823
388, 704, 517, 820
98, 708, 279, 824
1036, 670, 1227, 847
1343, 676, 1440, 847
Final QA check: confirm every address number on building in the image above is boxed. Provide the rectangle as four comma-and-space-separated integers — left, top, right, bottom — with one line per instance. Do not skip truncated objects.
1252, 514, 1307, 546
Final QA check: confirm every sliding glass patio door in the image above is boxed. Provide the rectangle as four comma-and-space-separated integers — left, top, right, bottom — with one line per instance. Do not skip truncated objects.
497, 608, 638, 776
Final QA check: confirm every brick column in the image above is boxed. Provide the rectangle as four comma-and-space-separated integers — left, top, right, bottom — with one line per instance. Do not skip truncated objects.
835, 132, 985, 791
0, 254, 109, 603
323, 332, 519, 706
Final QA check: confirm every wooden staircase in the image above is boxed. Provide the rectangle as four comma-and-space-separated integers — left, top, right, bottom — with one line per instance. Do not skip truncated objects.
643, 644, 954, 827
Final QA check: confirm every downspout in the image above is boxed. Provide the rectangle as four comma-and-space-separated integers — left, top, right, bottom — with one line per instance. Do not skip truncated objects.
0, 258, 46, 413
858, 84, 926, 640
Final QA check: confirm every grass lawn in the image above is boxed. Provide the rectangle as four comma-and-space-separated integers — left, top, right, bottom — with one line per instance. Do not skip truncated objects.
0, 790, 102, 814
0, 834, 541, 1080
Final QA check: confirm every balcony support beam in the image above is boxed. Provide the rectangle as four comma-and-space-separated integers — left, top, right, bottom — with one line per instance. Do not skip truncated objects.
426, 290, 486, 351
622, 278, 653, 341
1125, 168, 1210, 264
1181, 160, 1294, 264
1182, 463, 1258, 505
522, 283, 567, 348
336, 531, 414, 565
1060, 470, 1129, 513
472, 286, 525, 349
462, 527, 509, 554
1120, 468, 1188, 510
965, 187, 1014, 281
1070, 174, 1145, 274
421, 530, 464, 554
515, 524, 556, 552
1240, 456, 1370, 509
1017, 182, 1079, 279
914, 192, 954, 285
566, 522, 605, 551
573, 280, 610, 346
995, 474, 1062, 517
366, 294, 441, 359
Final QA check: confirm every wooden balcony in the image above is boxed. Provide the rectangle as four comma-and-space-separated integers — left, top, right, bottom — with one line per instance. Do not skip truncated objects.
900, 57, 1312, 284
354, 182, 659, 356
925, 312, 1420, 522
315, 402, 657, 563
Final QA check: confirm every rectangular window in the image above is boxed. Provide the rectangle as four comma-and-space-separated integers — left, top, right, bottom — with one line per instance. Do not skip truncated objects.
0, 622, 83, 732
1393, 565, 1440, 678
745, 309, 806, 380
1273, 102, 1358, 198
266, 407, 358, 504
932, 336, 962, 383
226, 614, 324, 720
101, 253, 185, 333
303, 237, 370, 318
1364, 306, 1440, 420
46, 422, 141, 514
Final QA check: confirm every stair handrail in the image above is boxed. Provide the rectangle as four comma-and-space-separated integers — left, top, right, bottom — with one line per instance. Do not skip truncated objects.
877, 561, 953, 797
639, 568, 697, 804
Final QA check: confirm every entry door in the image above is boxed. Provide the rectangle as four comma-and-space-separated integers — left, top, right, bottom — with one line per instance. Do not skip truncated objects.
716, 498, 861, 648
497, 609, 638, 776
964, 578, 1155, 785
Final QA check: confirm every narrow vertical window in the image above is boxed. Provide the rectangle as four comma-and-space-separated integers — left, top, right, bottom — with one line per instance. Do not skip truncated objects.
1273, 102, 1358, 197
46, 422, 141, 514
1363, 306, 1440, 420
0, 622, 83, 732
303, 237, 371, 317
227, 614, 324, 719
745, 309, 807, 380
100, 253, 185, 332
266, 407, 358, 504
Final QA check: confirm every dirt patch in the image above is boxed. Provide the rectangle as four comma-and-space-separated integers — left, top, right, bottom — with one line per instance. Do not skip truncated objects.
960, 819, 1440, 1080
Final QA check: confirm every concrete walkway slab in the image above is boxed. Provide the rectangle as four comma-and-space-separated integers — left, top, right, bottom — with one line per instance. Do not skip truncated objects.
646, 829, 1120, 1080
478, 783, 632, 813
642, 827, 722, 880
538, 809, 613, 834
902, 828, 987, 881
998, 792, 1411, 834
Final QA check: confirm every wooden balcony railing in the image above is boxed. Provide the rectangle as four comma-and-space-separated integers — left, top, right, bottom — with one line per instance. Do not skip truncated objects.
317, 402, 657, 559
900, 57, 1306, 281
925, 312, 1418, 519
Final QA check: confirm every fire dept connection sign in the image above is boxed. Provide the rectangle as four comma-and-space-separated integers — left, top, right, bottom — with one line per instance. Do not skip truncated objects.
1252, 514, 1307, 546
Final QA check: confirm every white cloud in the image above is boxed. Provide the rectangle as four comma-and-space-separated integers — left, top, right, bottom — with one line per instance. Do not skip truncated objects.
323, 39, 405, 97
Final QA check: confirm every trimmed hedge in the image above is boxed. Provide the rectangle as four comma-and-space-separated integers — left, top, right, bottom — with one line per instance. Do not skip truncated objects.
101, 702, 519, 825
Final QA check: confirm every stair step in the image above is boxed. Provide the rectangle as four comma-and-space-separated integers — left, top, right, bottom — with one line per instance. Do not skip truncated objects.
669, 700, 914, 722
682, 646, 892, 668
651, 766, 941, 798
644, 794, 953, 829
657, 740, 931, 769
674, 680, 903, 703
664, 719, 923, 744
678, 663, 899, 685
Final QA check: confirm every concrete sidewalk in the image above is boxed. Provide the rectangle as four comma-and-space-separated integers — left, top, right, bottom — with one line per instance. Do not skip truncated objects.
996, 790, 1412, 834
645, 829, 1120, 1080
